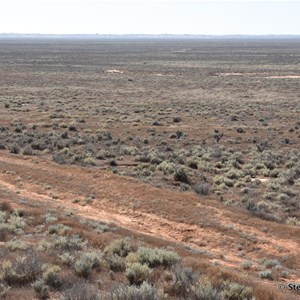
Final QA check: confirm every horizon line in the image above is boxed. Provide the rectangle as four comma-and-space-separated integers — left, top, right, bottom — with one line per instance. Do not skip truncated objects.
1, 33, 300, 37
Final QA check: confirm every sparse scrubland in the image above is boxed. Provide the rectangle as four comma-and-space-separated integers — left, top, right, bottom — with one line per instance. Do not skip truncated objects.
0, 38, 299, 299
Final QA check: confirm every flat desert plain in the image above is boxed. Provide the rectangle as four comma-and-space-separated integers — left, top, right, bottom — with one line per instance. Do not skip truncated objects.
0, 38, 299, 299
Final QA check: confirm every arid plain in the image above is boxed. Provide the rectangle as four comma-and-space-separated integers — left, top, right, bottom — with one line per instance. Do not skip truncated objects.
0, 38, 299, 299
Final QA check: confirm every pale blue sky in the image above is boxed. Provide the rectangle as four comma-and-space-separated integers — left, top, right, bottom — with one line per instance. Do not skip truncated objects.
0, 1, 299, 35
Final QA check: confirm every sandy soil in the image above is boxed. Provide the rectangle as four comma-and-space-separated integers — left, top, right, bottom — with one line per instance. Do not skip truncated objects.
1, 151, 299, 285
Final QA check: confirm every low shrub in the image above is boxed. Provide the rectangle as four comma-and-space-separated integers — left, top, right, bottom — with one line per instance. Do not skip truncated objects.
170, 267, 197, 298
22, 145, 33, 155
104, 238, 134, 258
106, 253, 126, 272
192, 283, 224, 300
42, 265, 62, 289
174, 168, 189, 184
48, 224, 70, 235
59, 253, 75, 266
75, 251, 102, 278
259, 270, 273, 280
194, 183, 210, 196
63, 282, 100, 300
54, 235, 87, 251
135, 247, 180, 268
222, 281, 253, 300
0, 254, 43, 286
111, 282, 163, 300
32, 279, 50, 299
125, 262, 150, 285
6, 239, 29, 251
0, 283, 11, 298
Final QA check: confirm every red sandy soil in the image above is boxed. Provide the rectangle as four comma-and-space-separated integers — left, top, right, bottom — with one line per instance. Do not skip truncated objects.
1, 151, 299, 295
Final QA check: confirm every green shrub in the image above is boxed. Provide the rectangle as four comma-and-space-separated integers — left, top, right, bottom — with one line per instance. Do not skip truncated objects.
37, 240, 52, 252
213, 176, 224, 186
48, 224, 70, 235
0, 224, 15, 241
62, 282, 100, 300
106, 253, 126, 272
157, 161, 176, 174
9, 143, 20, 154
259, 270, 273, 280
43, 213, 57, 223
0, 201, 12, 213
174, 168, 189, 184
82, 252, 102, 269
194, 183, 210, 196
192, 284, 224, 300
42, 265, 62, 289
0, 211, 7, 222
58, 253, 75, 266
240, 261, 252, 270
223, 282, 253, 300
226, 169, 242, 180
171, 267, 197, 298
223, 178, 234, 187
0, 283, 11, 298
7, 215, 26, 233
75, 251, 102, 278
22, 145, 33, 155
135, 247, 180, 268
260, 259, 280, 269
74, 259, 93, 278
83, 157, 97, 166
186, 157, 199, 169
104, 238, 134, 258
111, 282, 163, 300
0, 255, 43, 286
54, 235, 87, 251
6, 239, 29, 251
125, 262, 150, 285
32, 279, 50, 299
121, 146, 139, 156
87, 220, 110, 233
286, 217, 300, 226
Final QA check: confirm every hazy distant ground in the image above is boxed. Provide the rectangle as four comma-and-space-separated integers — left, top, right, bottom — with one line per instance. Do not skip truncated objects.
1, 34, 300, 40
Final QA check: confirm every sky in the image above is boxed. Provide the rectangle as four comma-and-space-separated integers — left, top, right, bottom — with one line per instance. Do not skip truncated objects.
0, 0, 300, 35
